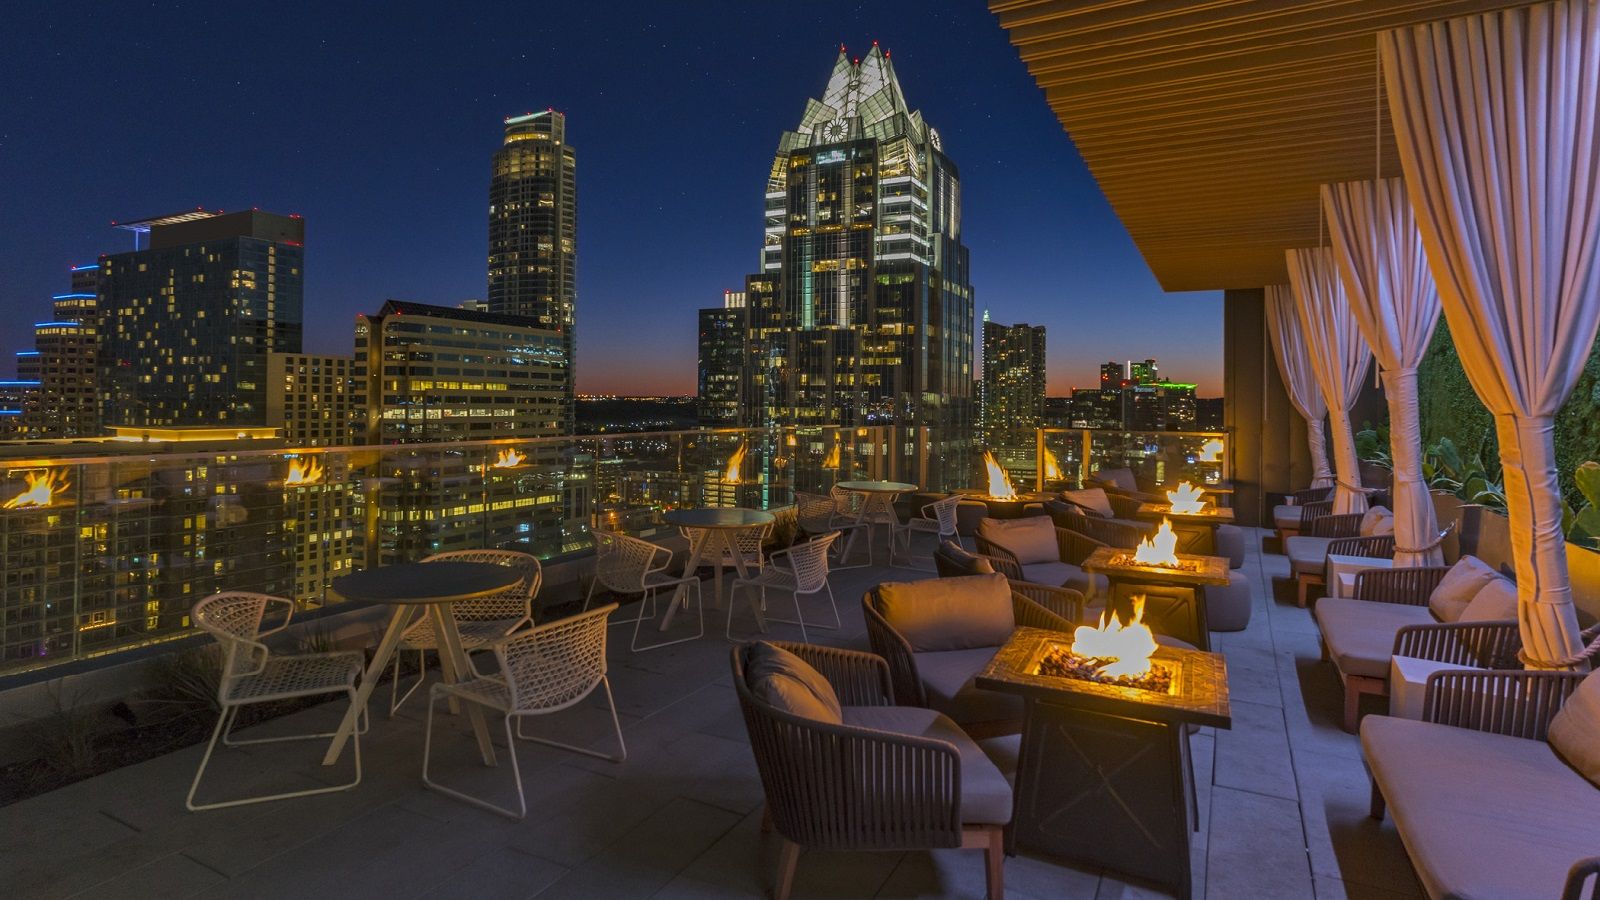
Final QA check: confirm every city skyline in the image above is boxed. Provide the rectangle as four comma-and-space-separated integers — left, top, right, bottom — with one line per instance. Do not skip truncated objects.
0, 3, 1223, 398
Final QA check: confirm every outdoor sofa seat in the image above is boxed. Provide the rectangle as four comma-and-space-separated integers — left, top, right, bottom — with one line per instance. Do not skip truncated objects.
1362, 670, 1600, 900
1314, 598, 1435, 678
1286, 535, 1334, 576
975, 516, 1110, 598
863, 572, 1079, 739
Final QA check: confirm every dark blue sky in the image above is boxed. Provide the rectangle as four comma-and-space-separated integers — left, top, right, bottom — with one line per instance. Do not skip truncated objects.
0, 1, 1222, 396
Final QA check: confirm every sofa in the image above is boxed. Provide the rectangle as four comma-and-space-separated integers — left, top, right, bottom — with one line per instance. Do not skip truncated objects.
1286, 504, 1397, 607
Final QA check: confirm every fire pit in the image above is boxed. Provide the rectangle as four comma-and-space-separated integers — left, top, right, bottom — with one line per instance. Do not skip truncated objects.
1082, 521, 1230, 651
977, 626, 1230, 898
1134, 482, 1236, 554
957, 450, 1051, 518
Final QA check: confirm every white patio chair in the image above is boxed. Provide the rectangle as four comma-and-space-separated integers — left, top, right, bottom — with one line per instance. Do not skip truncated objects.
798, 490, 869, 569
728, 531, 841, 643
582, 529, 704, 652
388, 549, 542, 716
186, 591, 365, 812
896, 495, 962, 557
423, 603, 626, 820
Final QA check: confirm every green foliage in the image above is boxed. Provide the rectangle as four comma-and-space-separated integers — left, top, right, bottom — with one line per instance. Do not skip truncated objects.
30, 685, 101, 780
1354, 421, 1391, 469
1569, 461, 1600, 548
140, 645, 223, 722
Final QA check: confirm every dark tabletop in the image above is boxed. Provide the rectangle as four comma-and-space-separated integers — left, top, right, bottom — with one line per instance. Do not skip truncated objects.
836, 480, 918, 493
332, 561, 523, 605
662, 507, 775, 528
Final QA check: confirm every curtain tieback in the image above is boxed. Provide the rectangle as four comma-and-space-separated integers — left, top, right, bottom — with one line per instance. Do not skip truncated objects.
1519, 623, 1600, 670
1394, 521, 1455, 555
1334, 478, 1378, 493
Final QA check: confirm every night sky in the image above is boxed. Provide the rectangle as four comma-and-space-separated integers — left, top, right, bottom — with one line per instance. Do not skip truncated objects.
0, 1, 1222, 396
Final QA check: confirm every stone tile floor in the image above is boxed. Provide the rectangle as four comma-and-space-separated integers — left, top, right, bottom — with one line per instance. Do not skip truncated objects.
0, 528, 1420, 898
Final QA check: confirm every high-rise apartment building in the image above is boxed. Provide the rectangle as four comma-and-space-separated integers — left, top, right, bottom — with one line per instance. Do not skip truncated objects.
1099, 361, 1126, 388
488, 110, 577, 434
99, 210, 304, 428
354, 300, 574, 562
1128, 358, 1160, 385
266, 352, 358, 447
2, 264, 103, 440
702, 45, 974, 488
697, 290, 750, 425
980, 319, 1046, 450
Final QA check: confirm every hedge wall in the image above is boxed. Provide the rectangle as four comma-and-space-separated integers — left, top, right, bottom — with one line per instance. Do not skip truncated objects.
1416, 319, 1600, 499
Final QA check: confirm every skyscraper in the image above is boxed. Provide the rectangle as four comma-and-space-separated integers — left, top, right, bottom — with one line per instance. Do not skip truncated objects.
266, 352, 359, 447
697, 290, 750, 426
981, 319, 1046, 449
99, 210, 304, 428
720, 44, 975, 486
488, 110, 576, 434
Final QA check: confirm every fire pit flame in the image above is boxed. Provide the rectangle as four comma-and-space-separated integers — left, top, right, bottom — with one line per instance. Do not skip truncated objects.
1166, 481, 1208, 515
284, 458, 324, 486
723, 443, 748, 484
1042, 446, 1062, 481
1133, 518, 1181, 567
1071, 595, 1160, 680
981, 450, 1018, 501
490, 447, 526, 469
4, 470, 68, 509
1198, 438, 1223, 462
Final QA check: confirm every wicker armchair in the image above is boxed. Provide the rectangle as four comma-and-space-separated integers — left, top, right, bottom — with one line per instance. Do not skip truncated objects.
932, 541, 1089, 625
1364, 670, 1599, 900
1315, 566, 1519, 732
1288, 511, 1395, 608
975, 522, 1109, 599
732, 642, 1007, 900
862, 579, 1076, 738
1044, 502, 1150, 549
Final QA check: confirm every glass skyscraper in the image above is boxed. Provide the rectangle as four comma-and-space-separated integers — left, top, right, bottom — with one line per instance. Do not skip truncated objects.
488, 110, 577, 435
707, 44, 975, 488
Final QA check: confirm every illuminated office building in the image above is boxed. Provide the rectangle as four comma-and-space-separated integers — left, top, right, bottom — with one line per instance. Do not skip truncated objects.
266, 352, 359, 447
697, 290, 750, 426
99, 210, 304, 428
488, 110, 577, 434
981, 318, 1046, 450
725, 44, 974, 487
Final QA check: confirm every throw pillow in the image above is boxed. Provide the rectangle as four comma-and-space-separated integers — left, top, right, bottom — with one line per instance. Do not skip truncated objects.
874, 573, 1015, 652
937, 540, 995, 576
1060, 487, 1115, 518
1428, 555, 1500, 623
1549, 669, 1600, 789
1459, 575, 1518, 623
1359, 505, 1395, 536
744, 641, 843, 723
978, 516, 1059, 565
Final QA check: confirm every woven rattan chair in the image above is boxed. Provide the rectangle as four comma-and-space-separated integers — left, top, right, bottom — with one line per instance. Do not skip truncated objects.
583, 529, 705, 652
1044, 501, 1151, 549
795, 490, 869, 569
1364, 670, 1600, 899
186, 592, 365, 812
729, 531, 840, 642
423, 603, 626, 820
932, 539, 1089, 624
975, 521, 1109, 600
731, 641, 1007, 900
387, 549, 542, 715
1291, 513, 1397, 607
895, 494, 962, 558
863, 579, 1079, 738
1316, 565, 1522, 732
1274, 487, 1334, 541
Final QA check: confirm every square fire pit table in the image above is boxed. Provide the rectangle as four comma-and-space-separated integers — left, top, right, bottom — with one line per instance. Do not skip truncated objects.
976, 626, 1231, 898
1134, 502, 1236, 555
1082, 545, 1230, 651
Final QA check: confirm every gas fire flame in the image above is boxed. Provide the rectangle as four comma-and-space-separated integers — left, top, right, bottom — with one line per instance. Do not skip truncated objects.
1072, 595, 1159, 679
823, 443, 840, 469
1132, 518, 1181, 567
723, 443, 747, 483
981, 450, 1017, 501
1042, 446, 1062, 481
284, 458, 324, 486
490, 447, 526, 469
1166, 481, 1208, 515
1199, 439, 1224, 463
3, 470, 68, 509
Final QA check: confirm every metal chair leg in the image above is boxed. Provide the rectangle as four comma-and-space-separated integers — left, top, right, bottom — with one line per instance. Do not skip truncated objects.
513, 677, 628, 763
188, 689, 362, 812
422, 692, 525, 821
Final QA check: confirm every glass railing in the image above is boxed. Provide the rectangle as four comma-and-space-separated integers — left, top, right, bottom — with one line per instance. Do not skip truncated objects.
1030, 428, 1231, 493
0, 424, 981, 675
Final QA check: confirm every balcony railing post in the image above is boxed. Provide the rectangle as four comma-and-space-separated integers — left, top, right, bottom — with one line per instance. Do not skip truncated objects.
1079, 428, 1093, 488
1035, 428, 1045, 493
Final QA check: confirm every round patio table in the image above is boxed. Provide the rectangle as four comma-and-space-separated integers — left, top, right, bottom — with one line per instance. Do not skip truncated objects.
836, 481, 919, 563
321, 561, 524, 768
662, 507, 775, 626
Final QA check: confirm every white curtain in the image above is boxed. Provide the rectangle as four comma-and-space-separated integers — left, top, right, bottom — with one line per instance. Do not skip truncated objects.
1286, 247, 1374, 515
1380, 0, 1600, 666
1323, 178, 1445, 565
1264, 284, 1336, 489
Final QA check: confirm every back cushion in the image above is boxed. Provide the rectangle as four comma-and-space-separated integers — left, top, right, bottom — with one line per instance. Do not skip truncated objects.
744, 642, 843, 723
1061, 487, 1114, 518
1359, 505, 1395, 536
874, 573, 1015, 652
1459, 575, 1518, 623
978, 516, 1059, 565
1548, 670, 1600, 789
937, 540, 995, 576
1094, 467, 1138, 493
1428, 555, 1500, 622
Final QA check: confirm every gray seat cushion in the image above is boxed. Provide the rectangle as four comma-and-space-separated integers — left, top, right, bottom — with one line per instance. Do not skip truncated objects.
1214, 524, 1246, 569
1285, 535, 1334, 576
1314, 598, 1435, 679
913, 647, 1022, 728
842, 705, 1013, 825
1362, 715, 1600, 900
1019, 560, 1107, 596
1273, 504, 1302, 530
1206, 572, 1252, 632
